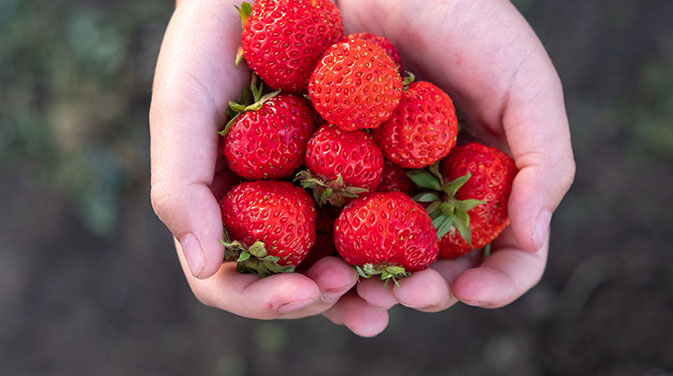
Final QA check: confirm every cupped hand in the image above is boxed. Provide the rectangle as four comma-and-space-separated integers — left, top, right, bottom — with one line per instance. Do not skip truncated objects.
149, 0, 359, 321
324, 0, 575, 335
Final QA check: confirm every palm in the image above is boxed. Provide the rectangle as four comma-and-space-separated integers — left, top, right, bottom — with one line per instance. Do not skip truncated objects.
326, 0, 573, 321
151, 0, 574, 337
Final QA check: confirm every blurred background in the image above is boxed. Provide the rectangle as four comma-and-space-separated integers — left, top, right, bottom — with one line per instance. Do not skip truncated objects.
1, 0, 673, 374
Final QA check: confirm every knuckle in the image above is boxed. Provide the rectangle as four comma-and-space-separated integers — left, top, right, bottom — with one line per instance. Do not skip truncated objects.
561, 157, 577, 189
149, 182, 175, 221
191, 287, 214, 308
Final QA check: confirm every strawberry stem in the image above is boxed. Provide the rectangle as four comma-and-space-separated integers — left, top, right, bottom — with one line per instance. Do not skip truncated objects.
220, 229, 295, 277
355, 263, 410, 288
295, 171, 368, 207
409, 167, 485, 247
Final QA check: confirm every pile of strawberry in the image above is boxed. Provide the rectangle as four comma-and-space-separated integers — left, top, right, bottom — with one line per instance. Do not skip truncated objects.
218, 0, 518, 284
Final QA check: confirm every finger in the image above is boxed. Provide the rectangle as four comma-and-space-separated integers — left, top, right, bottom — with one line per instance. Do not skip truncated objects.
503, 66, 575, 251
150, 1, 249, 279
392, 268, 452, 312
323, 292, 389, 338
451, 228, 549, 308
356, 277, 398, 309
303, 256, 358, 303
177, 239, 323, 319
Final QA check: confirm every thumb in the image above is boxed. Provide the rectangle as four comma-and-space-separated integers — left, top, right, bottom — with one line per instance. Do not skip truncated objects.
149, 0, 249, 278
504, 67, 576, 252
149, 96, 227, 279
151, 179, 225, 279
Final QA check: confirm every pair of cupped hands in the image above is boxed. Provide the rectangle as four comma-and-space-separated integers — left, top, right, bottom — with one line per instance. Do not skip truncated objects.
149, 0, 575, 337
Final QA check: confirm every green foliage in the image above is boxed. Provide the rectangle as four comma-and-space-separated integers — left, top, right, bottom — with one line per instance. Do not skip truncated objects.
631, 60, 673, 160
0, 0, 169, 237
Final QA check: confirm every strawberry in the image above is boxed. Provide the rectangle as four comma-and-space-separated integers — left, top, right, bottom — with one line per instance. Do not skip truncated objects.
373, 80, 458, 169
408, 143, 517, 258
308, 39, 402, 131
220, 83, 314, 180
297, 124, 384, 206
376, 159, 415, 195
297, 207, 338, 270
346, 32, 403, 75
220, 180, 317, 276
238, 0, 343, 93
334, 192, 439, 285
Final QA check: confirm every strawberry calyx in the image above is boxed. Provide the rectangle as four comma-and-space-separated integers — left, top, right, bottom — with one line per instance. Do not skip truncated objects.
408, 163, 485, 248
220, 229, 295, 278
355, 263, 411, 288
402, 71, 415, 90
295, 171, 369, 207
234, 2, 253, 65
218, 75, 281, 137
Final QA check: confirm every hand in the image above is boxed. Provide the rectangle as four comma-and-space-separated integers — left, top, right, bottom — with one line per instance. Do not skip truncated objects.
149, 0, 358, 321
323, 0, 575, 335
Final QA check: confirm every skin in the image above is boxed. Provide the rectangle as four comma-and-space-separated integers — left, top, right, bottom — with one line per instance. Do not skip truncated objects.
150, 0, 575, 337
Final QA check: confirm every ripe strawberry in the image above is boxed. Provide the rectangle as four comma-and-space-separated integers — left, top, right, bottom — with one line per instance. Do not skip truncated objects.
334, 192, 439, 284
308, 39, 402, 131
221, 91, 314, 180
239, 0, 343, 93
220, 180, 317, 276
408, 143, 517, 258
297, 207, 338, 270
373, 81, 458, 169
297, 124, 384, 206
346, 32, 402, 75
376, 159, 415, 195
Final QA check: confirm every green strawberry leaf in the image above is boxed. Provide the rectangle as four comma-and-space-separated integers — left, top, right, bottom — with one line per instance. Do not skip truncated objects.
428, 162, 445, 185
248, 241, 268, 257
237, 251, 251, 262
483, 244, 492, 260
439, 201, 455, 216
443, 171, 472, 197
236, 2, 253, 28
402, 71, 416, 89
229, 101, 246, 113
454, 210, 473, 248
432, 213, 449, 229
407, 170, 442, 191
425, 201, 442, 216
412, 192, 440, 203
454, 198, 486, 213
436, 215, 455, 239
235, 46, 245, 66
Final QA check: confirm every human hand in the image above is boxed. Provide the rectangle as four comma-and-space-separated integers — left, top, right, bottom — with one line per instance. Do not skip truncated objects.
149, 0, 359, 321
323, 0, 575, 335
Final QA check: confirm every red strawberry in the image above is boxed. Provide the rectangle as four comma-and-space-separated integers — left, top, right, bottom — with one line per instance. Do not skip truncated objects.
297, 124, 384, 206
308, 39, 402, 131
373, 81, 458, 169
334, 192, 439, 284
220, 180, 317, 276
346, 32, 403, 75
297, 207, 338, 270
376, 159, 415, 195
221, 91, 314, 180
408, 143, 517, 258
239, 0, 343, 93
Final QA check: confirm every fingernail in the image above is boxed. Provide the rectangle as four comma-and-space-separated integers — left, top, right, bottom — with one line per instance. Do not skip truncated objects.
321, 285, 352, 303
533, 210, 552, 250
278, 298, 314, 314
180, 234, 205, 278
